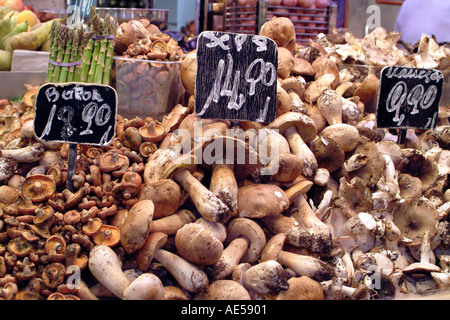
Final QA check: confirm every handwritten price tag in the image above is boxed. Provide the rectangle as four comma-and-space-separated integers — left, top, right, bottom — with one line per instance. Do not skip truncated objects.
195, 31, 278, 123
376, 66, 444, 130
34, 83, 117, 146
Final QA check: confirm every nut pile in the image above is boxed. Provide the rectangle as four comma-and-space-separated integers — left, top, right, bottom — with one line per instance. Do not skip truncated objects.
0, 17, 449, 300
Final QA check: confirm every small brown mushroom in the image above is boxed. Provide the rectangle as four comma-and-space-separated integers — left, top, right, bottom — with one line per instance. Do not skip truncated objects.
194, 279, 251, 300
139, 119, 165, 143
92, 225, 121, 247
276, 276, 324, 300
21, 174, 55, 203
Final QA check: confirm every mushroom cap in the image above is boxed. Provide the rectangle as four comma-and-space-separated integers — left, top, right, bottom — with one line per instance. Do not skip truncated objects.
180, 50, 197, 95
163, 286, 189, 300
276, 276, 324, 300
112, 182, 141, 201
194, 279, 251, 300
143, 146, 181, 184
280, 76, 306, 96
261, 233, 287, 262
237, 184, 289, 219
42, 262, 66, 289
338, 177, 373, 218
160, 154, 197, 180
7, 237, 32, 257
136, 232, 168, 271
320, 123, 360, 153
397, 148, 439, 192
92, 225, 121, 247
309, 136, 346, 173
44, 234, 66, 256
120, 200, 155, 254
398, 173, 423, 199
140, 179, 181, 219
97, 150, 130, 173
194, 135, 261, 180
21, 174, 55, 203
277, 47, 294, 79
392, 197, 439, 247
226, 217, 266, 264
284, 180, 314, 204
259, 17, 296, 52
82, 218, 103, 236
292, 57, 315, 76
242, 260, 289, 295
175, 223, 223, 266
269, 153, 304, 183
138, 120, 165, 143
268, 112, 317, 143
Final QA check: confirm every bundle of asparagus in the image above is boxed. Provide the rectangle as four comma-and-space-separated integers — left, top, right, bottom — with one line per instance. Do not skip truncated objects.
47, 20, 92, 84
47, 7, 118, 86
80, 7, 118, 85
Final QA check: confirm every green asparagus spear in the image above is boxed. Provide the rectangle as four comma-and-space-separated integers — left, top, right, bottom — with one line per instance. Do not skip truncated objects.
81, 9, 100, 82
87, 16, 103, 83
51, 25, 69, 83
67, 29, 81, 82
58, 28, 75, 83
94, 15, 110, 84
47, 20, 61, 82
102, 16, 118, 85
74, 31, 93, 82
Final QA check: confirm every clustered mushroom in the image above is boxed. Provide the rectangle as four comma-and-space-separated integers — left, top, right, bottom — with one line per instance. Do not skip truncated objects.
0, 17, 448, 300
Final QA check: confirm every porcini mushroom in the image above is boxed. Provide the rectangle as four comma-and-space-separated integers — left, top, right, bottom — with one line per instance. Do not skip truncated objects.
175, 223, 223, 265
237, 184, 289, 219
120, 200, 154, 254
261, 233, 335, 282
268, 112, 318, 176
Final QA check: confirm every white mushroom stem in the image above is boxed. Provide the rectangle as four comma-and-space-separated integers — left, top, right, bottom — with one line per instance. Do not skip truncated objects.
123, 273, 165, 300
315, 190, 333, 220
209, 163, 238, 215
372, 154, 400, 209
173, 169, 230, 223
154, 249, 209, 293
289, 194, 332, 252
344, 212, 377, 252
283, 126, 318, 177
0, 143, 45, 163
88, 245, 131, 299
207, 237, 249, 280
277, 251, 334, 282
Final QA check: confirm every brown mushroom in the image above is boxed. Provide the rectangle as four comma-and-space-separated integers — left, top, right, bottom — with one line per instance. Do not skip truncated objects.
42, 262, 66, 289
139, 119, 165, 143
139, 179, 181, 219
194, 279, 251, 300
276, 276, 324, 300
268, 112, 318, 177
237, 184, 289, 219
261, 233, 335, 282
120, 200, 154, 254
92, 225, 121, 247
21, 174, 55, 203
175, 223, 223, 265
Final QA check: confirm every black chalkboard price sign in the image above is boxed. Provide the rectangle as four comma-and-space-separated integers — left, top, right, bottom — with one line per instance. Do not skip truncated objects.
376, 66, 444, 130
195, 31, 278, 123
34, 83, 118, 146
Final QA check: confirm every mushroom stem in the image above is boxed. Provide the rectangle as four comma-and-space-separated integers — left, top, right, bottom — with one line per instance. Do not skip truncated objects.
0, 143, 45, 163
277, 250, 334, 282
88, 245, 131, 299
173, 169, 230, 223
207, 237, 249, 280
210, 163, 238, 216
284, 126, 318, 177
154, 249, 209, 293
290, 194, 332, 252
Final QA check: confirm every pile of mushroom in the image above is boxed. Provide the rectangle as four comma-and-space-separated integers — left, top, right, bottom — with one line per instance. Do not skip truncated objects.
0, 17, 448, 300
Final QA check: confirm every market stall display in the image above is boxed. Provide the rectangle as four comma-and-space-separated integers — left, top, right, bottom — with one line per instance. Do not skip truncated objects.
0, 2, 449, 301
